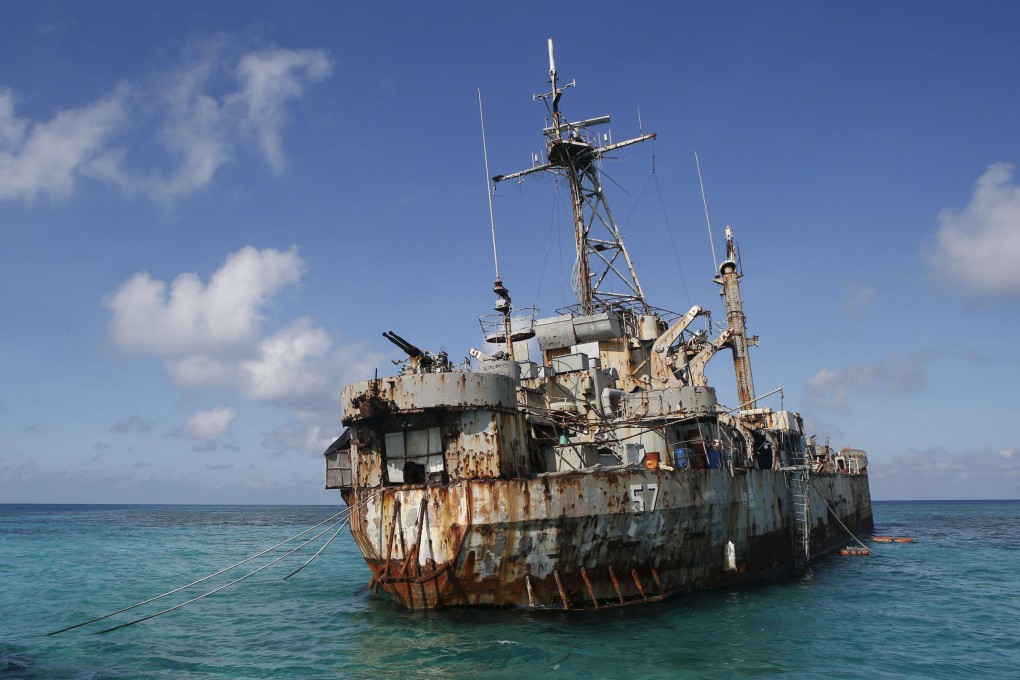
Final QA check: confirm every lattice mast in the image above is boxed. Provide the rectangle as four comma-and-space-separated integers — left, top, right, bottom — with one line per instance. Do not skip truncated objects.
493, 39, 656, 315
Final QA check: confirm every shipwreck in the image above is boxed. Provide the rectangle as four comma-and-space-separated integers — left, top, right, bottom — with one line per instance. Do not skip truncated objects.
324, 40, 873, 610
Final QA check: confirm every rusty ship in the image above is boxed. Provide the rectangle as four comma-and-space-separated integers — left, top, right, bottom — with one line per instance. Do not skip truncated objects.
324, 40, 874, 610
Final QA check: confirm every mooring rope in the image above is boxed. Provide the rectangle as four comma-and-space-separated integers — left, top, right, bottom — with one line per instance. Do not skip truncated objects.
809, 480, 875, 554
283, 514, 354, 581
92, 515, 350, 634
46, 496, 372, 636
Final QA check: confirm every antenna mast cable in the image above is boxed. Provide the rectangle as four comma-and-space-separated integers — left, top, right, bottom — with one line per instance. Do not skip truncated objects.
478, 89, 500, 281
695, 151, 719, 274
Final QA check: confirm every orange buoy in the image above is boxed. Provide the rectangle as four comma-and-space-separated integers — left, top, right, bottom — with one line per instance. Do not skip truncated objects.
860, 549, 871, 556
872, 537, 893, 543
894, 537, 914, 543
840, 548, 849, 556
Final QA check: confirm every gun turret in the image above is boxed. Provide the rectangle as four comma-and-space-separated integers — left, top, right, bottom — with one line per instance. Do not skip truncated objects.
383, 331, 434, 371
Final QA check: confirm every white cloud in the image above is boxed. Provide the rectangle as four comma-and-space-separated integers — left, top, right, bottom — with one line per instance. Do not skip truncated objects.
926, 162, 1020, 295
806, 349, 936, 412
144, 53, 234, 198
0, 85, 127, 200
1, 43, 331, 203
263, 420, 336, 455
807, 345, 988, 412
166, 317, 333, 405
870, 446, 1020, 500
240, 318, 333, 401
232, 48, 332, 173
175, 405, 237, 440
106, 246, 305, 356
107, 246, 385, 453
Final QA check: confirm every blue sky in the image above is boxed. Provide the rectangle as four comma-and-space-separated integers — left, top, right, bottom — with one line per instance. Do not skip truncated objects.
2, 1, 1018, 503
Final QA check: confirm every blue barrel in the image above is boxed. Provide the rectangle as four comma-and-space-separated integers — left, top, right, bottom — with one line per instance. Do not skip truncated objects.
673, 448, 689, 468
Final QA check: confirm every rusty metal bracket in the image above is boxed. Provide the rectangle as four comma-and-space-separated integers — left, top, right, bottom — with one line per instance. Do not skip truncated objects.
631, 569, 647, 600
608, 566, 625, 605
553, 569, 570, 609
580, 567, 599, 609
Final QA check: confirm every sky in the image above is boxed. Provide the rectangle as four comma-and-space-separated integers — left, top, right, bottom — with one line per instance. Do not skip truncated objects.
1, 1, 1018, 503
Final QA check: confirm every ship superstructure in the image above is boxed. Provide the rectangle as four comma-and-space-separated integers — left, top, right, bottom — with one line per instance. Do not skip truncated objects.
325, 41, 873, 609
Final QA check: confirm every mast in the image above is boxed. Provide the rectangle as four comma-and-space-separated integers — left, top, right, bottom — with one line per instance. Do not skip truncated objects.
716, 226, 756, 408
493, 39, 655, 316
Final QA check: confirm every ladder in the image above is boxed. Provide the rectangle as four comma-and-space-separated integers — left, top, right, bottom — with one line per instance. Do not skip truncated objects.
785, 452, 811, 568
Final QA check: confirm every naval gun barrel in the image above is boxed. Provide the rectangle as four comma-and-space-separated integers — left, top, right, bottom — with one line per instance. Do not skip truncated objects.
382, 331, 422, 358
382, 331, 432, 368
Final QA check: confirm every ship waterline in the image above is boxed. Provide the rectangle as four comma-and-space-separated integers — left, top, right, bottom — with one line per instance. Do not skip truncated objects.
342, 468, 872, 609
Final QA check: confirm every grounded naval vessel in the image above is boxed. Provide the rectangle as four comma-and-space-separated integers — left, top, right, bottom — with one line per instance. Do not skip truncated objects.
325, 41, 873, 610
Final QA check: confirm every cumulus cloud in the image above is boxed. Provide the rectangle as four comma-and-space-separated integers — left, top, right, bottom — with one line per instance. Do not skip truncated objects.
107, 247, 385, 452
806, 345, 987, 412
925, 162, 1020, 295
1, 44, 330, 203
175, 405, 237, 440
0, 85, 127, 200
166, 317, 332, 404
106, 246, 304, 356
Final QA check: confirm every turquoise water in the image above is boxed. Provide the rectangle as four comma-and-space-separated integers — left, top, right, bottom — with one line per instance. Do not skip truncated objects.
2, 501, 1017, 679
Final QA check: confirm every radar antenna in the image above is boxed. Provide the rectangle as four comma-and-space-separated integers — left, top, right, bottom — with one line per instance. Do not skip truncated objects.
493, 38, 656, 316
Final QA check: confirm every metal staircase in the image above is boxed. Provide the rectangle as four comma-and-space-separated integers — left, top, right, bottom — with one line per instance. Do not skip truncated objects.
785, 451, 812, 569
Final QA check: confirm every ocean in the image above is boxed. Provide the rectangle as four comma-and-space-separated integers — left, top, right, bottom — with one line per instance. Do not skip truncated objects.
1, 501, 1017, 679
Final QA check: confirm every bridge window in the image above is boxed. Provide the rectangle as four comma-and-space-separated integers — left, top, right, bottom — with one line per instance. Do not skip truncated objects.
384, 427, 443, 484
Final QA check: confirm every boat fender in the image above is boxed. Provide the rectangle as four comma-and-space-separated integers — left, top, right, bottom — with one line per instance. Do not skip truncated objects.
724, 541, 737, 572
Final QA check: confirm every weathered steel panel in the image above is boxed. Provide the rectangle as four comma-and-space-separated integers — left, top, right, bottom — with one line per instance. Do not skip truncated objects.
345, 466, 872, 609
342, 372, 518, 423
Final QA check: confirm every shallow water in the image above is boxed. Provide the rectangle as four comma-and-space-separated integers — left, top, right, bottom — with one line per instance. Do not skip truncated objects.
2, 501, 1017, 679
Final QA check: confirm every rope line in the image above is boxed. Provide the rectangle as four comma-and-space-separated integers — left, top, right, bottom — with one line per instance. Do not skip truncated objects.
94, 521, 342, 634
46, 506, 350, 636
809, 481, 875, 553
49, 490, 382, 636
283, 514, 355, 580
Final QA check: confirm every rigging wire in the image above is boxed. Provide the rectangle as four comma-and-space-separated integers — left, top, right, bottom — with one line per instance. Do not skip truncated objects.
651, 139, 693, 308
478, 88, 501, 281
695, 151, 719, 275
531, 179, 561, 311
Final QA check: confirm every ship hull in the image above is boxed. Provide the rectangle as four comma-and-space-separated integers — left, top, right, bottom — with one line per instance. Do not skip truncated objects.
342, 468, 873, 610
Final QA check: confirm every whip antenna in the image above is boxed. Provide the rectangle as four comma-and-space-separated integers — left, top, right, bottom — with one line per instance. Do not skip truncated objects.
478, 88, 500, 280
695, 151, 719, 274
